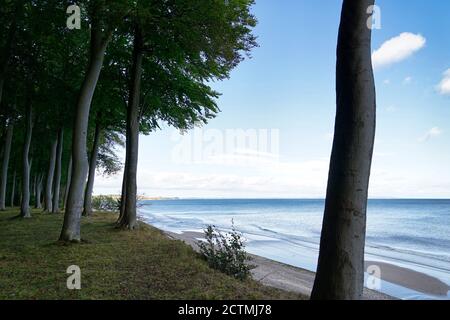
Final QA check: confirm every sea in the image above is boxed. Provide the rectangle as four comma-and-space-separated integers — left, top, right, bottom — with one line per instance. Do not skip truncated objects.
138, 199, 450, 300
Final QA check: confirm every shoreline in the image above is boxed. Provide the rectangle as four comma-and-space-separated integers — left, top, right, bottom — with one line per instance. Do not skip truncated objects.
164, 230, 396, 300
163, 230, 449, 300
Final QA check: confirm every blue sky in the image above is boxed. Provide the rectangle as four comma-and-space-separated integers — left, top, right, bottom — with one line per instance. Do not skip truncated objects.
96, 0, 450, 198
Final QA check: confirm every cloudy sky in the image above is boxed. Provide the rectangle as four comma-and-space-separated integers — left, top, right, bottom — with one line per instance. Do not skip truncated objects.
96, 0, 450, 199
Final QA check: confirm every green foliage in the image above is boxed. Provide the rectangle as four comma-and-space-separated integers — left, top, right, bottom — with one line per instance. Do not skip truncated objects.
91, 195, 120, 212
198, 222, 254, 280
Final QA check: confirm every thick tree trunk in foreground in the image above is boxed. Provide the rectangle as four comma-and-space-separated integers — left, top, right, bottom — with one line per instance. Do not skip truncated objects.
44, 137, 57, 212
63, 156, 72, 209
0, 125, 13, 210
60, 28, 110, 242
10, 170, 16, 207
35, 173, 43, 209
52, 129, 63, 213
20, 103, 33, 218
117, 28, 144, 230
311, 0, 376, 300
83, 122, 101, 216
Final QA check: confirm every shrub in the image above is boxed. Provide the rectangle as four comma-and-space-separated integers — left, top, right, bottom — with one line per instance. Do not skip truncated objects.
92, 195, 120, 212
197, 222, 253, 280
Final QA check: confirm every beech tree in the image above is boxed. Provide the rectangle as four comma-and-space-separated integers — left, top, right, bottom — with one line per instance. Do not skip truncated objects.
311, 0, 377, 300
61, 0, 131, 242
81, 54, 126, 217
117, 0, 258, 229
0, 124, 13, 210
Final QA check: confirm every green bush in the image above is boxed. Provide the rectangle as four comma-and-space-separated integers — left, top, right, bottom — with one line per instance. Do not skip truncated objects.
92, 195, 120, 212
198, 222, 253, 280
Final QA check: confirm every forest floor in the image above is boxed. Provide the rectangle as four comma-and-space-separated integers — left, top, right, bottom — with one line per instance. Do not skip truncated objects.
0, 209, 305, 300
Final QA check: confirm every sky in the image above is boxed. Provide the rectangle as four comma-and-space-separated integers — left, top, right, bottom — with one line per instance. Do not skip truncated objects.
96, 0, 450, 199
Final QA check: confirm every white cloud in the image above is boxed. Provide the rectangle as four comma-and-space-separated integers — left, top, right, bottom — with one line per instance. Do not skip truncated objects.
436, 69, 450, 95
418, 127, 442, 142
372, 33, 426, 69
383, 79, 391, 85
403, 76, 412, 85
94, 158, 331, 198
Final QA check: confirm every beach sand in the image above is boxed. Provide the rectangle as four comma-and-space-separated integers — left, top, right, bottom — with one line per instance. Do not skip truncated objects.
364, 260, 449, 297
166, 231, 449, 300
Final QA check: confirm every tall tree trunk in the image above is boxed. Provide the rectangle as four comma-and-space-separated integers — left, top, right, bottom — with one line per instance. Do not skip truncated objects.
10, 170, 16, 207
20, 103, 33, 218
60, 27, 110, 242
118, 157, 128, 222
0, 125, 13, 210
117, 27, 144, 230
311, 0, 376, 300
64, 156, 72, 210
32, 174, 37, 204
35, 173, 43, 209
44, 137, 57, 212
52, 129, 64, 213
83, 121, 101, 216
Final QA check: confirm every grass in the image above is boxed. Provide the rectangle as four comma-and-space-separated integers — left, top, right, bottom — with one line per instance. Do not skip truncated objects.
0, 209, 304, 300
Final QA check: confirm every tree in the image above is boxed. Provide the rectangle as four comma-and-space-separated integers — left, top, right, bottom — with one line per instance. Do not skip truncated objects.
20, 98, 33, 218
82, 119, 101, 217
61, 0, 131, 242
52, 128, 63, 213
311, 0, 376, 300
81, 54, 126, 217
10, 169, 16, 207
117, 25, 144, 229
0, 124, 13, 210
117, 0, 258, 229
43, 136, 57, 212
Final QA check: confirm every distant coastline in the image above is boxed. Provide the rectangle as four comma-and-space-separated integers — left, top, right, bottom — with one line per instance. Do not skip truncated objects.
97, 195, 180, 201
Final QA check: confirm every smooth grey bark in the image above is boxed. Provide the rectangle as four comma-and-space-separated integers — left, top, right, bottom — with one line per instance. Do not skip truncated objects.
35, 173, 43, 209
0, 125, 13, 210
44, 137, 57, 212
32, 174, 37, 202
117, 28, 143, 230
60, 28, 110, 242
311, 0, 376, 300
64, 156, 72, 209
52, 129, 63, 213
10, 170, 16, 207
82, 122, 101, 217
118, 157, 128, 223
20, 103, 33, 218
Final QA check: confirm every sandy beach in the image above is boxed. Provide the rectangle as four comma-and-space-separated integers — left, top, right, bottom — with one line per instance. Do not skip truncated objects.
165, 230, 449, 300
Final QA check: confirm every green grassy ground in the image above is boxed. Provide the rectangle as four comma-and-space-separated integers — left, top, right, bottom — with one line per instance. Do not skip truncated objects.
0, 209, 304, 300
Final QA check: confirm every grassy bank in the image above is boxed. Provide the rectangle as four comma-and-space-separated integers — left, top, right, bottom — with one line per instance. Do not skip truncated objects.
0, 209, 304, 300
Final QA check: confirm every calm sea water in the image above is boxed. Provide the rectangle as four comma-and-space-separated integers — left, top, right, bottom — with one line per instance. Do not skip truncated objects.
138, 199, 450, 299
